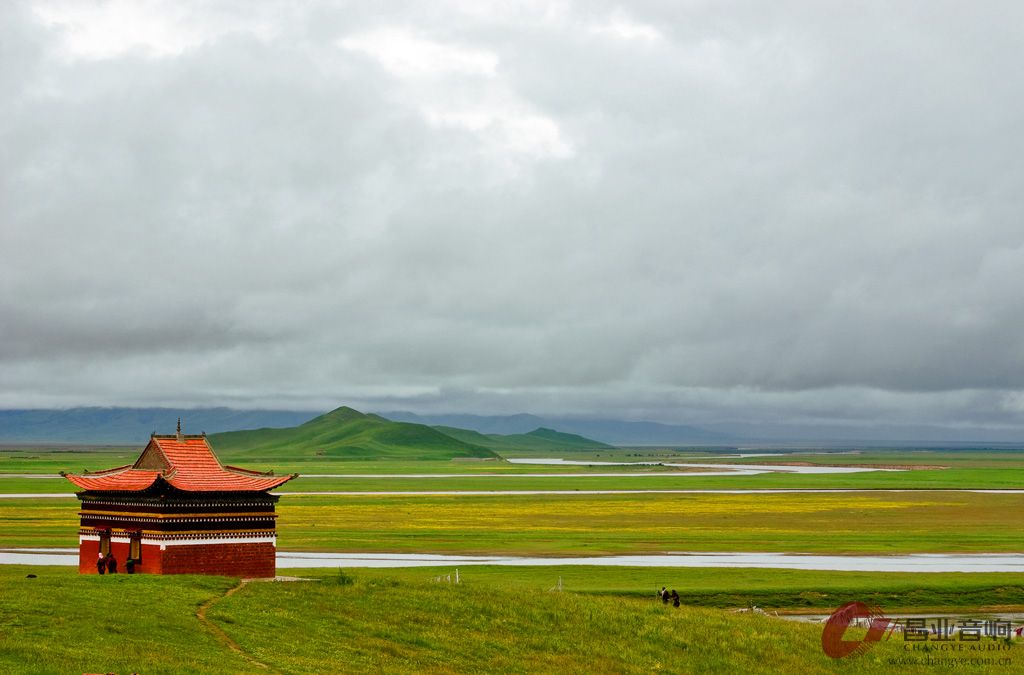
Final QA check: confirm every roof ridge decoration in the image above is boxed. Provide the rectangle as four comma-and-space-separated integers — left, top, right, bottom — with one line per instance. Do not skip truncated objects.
223, 465, 275, 477
133, 437, 172, 472
76, 464, 133, 477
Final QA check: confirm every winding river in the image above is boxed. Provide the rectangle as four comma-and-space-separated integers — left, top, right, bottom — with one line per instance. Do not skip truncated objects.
2, 549, 1023, 572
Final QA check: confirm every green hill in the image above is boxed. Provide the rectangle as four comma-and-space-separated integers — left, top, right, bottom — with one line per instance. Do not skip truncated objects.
434, 425, 614, 452
209, 406, 497, 461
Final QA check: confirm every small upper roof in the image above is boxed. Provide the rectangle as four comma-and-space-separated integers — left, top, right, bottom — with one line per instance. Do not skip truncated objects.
62, 433, 297, 493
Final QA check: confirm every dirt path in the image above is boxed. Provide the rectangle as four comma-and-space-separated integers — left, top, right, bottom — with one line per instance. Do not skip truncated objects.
196, 579, 277, 672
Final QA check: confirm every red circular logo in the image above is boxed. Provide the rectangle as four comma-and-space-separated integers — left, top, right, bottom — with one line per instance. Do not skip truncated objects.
821, 601, 891, 659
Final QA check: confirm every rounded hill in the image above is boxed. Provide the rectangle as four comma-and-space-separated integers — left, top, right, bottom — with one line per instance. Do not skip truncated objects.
209, 406, 498, 461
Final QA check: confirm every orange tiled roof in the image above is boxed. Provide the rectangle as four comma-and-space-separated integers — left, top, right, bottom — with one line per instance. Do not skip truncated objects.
63, 435, 296, 493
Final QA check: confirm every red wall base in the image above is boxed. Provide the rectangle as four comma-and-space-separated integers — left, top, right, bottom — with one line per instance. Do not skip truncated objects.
161, 542, 276, 577
79, 538, 103, 574
79, 540, 276, 578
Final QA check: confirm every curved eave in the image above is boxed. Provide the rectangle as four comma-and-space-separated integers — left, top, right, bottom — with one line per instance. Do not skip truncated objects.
62, 470, 300, 494
165, 472, 300, 493
62, 470, 162, 492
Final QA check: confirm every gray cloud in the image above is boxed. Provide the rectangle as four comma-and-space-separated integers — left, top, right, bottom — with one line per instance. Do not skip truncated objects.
3, 1, 1024, 432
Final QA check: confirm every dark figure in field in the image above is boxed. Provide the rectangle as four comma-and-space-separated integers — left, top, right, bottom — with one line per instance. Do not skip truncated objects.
96, 553, 106, 575
671, 590, 680, 608
660, 587, 669, 604
125, 558, 135, 574
106, 553, 118, 574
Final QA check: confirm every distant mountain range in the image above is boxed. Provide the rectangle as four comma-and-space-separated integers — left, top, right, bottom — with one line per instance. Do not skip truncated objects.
0, 406, 726, 446
0, 407, 318, 444
1, 406, 1020, 447
378, 411, 730, 445
380, 412, 1024, 446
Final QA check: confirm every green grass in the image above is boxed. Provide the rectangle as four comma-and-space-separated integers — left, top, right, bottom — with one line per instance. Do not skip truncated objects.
3, 491, 1022, 556
5, 466, 1024, 495
348, 566, 1024, 613
699, 449, 1024, 469
0, 477, 74, 493
270, 467, 1024, 491
0, 452, 672, 477
215, 572, 1005, 674
7, 452, 1024, 494
501, 446, 1024, 469
272, 491, 1024, 555
0, 498, 76, 548
7, 444, 1024, 491
0, 565, 1011, 674
0, 567, 249, 674
3, 444, 1022, 671
0, 447, 138, 474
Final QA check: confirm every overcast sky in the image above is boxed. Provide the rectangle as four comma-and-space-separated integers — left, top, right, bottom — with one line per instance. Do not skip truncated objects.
3, 1, 1024, 432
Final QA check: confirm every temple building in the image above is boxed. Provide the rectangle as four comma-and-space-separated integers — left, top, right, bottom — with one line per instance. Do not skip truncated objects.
62, 421, 297, 577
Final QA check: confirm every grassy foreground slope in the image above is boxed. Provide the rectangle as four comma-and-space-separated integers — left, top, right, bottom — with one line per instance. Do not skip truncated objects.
435, 425, 613, 452
0, 569, 249, 674
209, 407, 498, 461
0, 566, 1008, 674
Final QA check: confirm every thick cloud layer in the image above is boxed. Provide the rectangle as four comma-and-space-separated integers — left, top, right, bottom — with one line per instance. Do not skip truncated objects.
3, 1, 1024, 433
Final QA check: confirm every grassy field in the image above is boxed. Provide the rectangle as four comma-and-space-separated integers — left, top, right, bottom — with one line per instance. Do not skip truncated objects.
0, 565, 1016, 674
1, 444, 1022, 556
0, 567, 247, 674
693, 449, 1024, 469
5, 467, 1024, 494
0, 448, 693, 476
1, 490, 1021, 555
6, 445, 1024, 492
1, 443, 1023, 672
0, 499, 71, 548
274, 491, 1024, 555
0, 446, 139, 474
352, 565, 1024, 613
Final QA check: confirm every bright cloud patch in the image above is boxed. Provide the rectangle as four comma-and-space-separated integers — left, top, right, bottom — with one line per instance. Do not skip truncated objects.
338, 28, 498, 78
31, 0, 280, 60
590, 10, 662, 42
423, 106, 573, 160
338, 27, 570, 162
